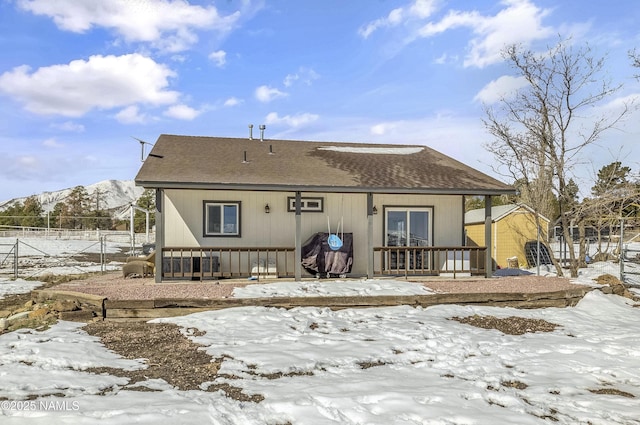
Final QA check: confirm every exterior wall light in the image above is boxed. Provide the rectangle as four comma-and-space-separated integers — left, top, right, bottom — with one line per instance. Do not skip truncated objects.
372, 205, 378, 215
265, 204, 270, 214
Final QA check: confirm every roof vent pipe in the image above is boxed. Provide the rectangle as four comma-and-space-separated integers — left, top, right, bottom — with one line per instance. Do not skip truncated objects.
248, 124, 253, 140
242, 150, 248, 163
259, 124, 266, 141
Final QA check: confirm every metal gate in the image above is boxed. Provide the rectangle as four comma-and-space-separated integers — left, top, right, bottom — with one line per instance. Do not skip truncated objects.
0, 237, 114, 279
621, 244, 640, 286
0, 239, 18, 278
619, 220, 639, 286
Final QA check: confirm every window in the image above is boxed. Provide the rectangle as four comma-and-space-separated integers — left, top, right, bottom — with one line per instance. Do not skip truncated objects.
385, 207, 432, 247
287, 197, 324, 212
204, 201, 240, 237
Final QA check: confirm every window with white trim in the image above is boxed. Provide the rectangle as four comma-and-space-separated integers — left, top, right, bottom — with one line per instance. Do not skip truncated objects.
287, 197, 324, 212
204, 201, 240, 237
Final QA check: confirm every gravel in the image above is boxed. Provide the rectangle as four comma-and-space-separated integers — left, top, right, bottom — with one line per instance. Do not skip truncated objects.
54, 273, 242, 300
415, 275, 586, 294
51, 272, 589, 300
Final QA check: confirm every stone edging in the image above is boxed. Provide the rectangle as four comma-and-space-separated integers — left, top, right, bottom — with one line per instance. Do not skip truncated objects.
29, 286, 596, 320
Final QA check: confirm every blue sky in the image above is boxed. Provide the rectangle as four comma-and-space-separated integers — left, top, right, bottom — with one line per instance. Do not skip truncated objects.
1, 0, 639, 202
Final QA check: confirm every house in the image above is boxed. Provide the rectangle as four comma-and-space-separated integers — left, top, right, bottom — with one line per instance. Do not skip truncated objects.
465, 204, 550, 269
135, 133, 516, 282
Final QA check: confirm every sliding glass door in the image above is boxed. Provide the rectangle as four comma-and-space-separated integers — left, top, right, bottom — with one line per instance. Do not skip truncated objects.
385, 207, 432, 270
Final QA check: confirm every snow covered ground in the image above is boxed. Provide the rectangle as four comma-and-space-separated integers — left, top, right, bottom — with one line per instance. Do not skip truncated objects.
0, 279, 45, 300
0, 290, 638, 424
1, 239, 639, 423
234, 279, 435, 298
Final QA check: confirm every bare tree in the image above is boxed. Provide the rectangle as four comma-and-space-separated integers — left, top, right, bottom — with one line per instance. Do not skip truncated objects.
583, 163, 640, 260
483, 37, 629, 277
630, 48, 640, 79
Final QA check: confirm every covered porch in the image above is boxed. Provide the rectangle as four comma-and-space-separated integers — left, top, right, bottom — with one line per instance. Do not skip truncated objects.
154, 191, 498, 282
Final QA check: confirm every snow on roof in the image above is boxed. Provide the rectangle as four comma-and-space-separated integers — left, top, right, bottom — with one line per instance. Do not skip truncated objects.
317, 146, 424, 155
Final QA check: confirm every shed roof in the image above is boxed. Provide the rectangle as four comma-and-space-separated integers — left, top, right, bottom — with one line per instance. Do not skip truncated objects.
465, 204, 550, 225
135, 134, 515, 195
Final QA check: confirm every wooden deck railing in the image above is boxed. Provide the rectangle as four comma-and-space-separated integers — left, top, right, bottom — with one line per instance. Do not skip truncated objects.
161, 245, 487, 280
162, 247, 296, 280
373, 246, 487, 278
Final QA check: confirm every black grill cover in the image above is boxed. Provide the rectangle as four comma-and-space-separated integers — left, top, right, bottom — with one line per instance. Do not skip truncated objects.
301, 232, 353, 277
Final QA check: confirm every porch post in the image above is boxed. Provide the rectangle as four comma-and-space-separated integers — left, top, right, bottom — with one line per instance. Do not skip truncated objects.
367, 192, 374, 279
484, 195, 492, 278
154, 189, 164, 283
294, 191, 302, 281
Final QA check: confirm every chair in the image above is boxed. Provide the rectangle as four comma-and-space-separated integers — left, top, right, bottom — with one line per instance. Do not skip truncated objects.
123, 251, 156, 278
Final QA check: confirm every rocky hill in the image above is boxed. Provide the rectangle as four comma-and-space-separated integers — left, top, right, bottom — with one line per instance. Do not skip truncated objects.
0, 180, 145, 214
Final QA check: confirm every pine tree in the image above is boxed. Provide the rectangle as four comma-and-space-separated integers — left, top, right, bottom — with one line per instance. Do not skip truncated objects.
134, 189, 156, 232
591, 162, 631, 197
64, 186, 90, 229
21, 196, 44, 227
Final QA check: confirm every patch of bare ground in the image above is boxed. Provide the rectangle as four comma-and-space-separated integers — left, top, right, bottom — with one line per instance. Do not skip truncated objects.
451, 315, 560, 335
589, 388, 635, 398
83, 321, 264, 402
357, 360, 388, 369
594, 274, 623, 286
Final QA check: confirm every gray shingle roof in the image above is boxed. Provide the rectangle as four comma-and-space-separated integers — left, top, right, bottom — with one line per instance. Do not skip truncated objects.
135, 134, 515, 195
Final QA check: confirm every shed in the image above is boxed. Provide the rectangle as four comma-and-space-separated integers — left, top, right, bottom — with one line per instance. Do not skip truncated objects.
465, 204, 550, 269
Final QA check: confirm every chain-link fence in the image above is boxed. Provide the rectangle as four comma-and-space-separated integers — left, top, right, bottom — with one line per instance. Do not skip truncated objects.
0, 229, 154, 279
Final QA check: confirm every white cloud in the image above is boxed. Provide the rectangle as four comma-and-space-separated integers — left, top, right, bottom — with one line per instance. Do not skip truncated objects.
255, 85, 287, 103
358, 0, 438, 38
359, 7, 406, 39
362, 0, 554, 68
0, 54, 179, 117
433, 53, 448, 65
463, 0, 554, 68
409, 0, 439, 19
474, 75, 529, 104
51, 121, 85, 132
17, 0, 240, 53
417, 0, 554, 68
264, 112, 319, 127
223, 97, 242, 107
283, 67, 320, 87
163, 104, 201, 120
209, 50, 227, 67
370, 123, 397, 135
115, 105, 147, 124
42, 138, 64, 148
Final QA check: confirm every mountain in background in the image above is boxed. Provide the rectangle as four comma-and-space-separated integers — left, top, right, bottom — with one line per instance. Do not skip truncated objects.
0, 180, 145, 214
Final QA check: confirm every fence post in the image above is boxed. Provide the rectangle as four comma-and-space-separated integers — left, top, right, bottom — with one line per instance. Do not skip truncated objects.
619, 218, 624, 283
14, 239, 18, 279
100, 235, 105, 274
